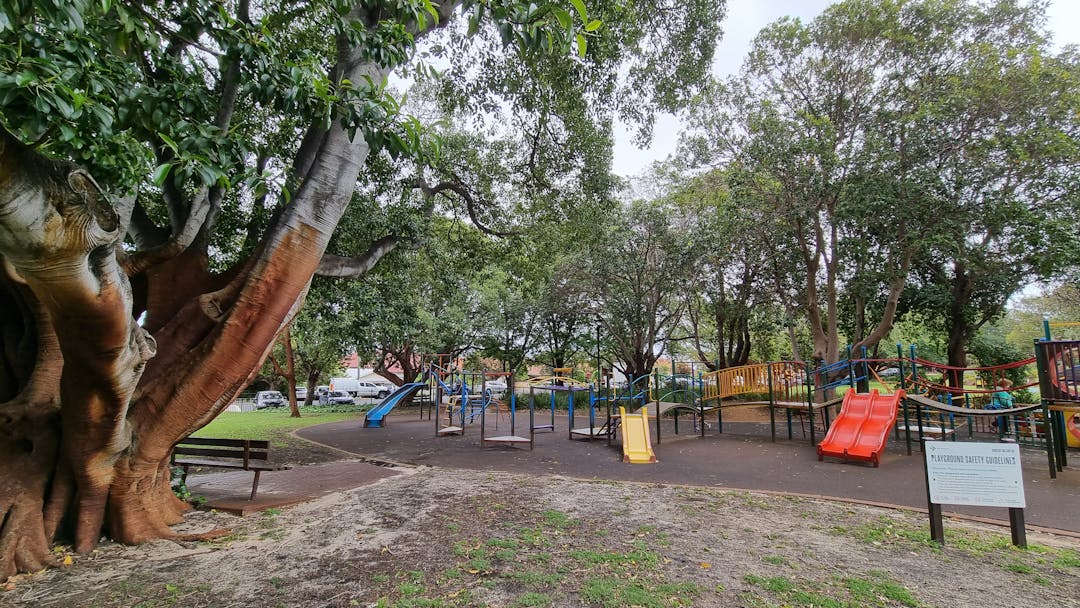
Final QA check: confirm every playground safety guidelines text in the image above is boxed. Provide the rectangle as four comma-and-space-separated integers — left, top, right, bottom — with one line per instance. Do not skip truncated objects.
925, 442, 1026, 508
928, 454, 1018, 466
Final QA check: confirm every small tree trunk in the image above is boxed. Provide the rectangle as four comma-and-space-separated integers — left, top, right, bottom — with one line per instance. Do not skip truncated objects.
283, 327, 301, 418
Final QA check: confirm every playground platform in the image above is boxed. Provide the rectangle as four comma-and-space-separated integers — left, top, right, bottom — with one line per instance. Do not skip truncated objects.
296, 411, 1080, 536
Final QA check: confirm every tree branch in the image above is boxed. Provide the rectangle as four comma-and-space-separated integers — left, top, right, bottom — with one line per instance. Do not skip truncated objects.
422, 176, 514, 237
121, 189, 212, 276
315, 236, 398, 278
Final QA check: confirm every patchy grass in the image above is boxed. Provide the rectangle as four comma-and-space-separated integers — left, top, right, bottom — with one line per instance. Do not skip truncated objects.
763, 555, 789, 566
745, 572, 921, 608
362, 502, 700, 608
580, 577, 700, 607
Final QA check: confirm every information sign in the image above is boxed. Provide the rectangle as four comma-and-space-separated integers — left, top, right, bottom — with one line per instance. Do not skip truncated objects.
925, 441, 1025, 508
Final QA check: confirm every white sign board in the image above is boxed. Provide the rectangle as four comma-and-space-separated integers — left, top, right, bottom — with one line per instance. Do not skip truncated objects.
925, 442, 1026, 508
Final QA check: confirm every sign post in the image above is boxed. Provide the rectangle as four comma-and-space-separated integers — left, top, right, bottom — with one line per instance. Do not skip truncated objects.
923, 440, 1027, 547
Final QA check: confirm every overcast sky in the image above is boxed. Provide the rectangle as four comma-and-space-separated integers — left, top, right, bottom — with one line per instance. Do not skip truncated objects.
611, 0, 1080, 177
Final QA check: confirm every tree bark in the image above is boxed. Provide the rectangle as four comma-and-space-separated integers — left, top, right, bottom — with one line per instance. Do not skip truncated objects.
0, 3, 410, 574
0, 132, 158, 563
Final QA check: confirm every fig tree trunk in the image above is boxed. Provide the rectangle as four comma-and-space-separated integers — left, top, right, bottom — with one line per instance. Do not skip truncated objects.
0, 41, 390, 579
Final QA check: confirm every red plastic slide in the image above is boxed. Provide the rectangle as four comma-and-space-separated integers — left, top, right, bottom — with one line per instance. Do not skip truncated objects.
817, 389, 906, 467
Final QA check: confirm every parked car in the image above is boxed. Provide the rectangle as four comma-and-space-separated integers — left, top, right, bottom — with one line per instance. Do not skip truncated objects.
321, 390, 355, 405
878, 367, 901, 378
255, 390, 286, 409
356, 381, 392, 399
485, 380, 507, 395
294, 386, 308, 401
329, 378, 392, 398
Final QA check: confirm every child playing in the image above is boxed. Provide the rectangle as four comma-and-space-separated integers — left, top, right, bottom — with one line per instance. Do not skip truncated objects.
989, 378, 1015, 436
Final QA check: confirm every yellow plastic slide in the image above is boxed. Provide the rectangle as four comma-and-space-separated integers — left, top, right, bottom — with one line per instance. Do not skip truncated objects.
619, 406, 657, 464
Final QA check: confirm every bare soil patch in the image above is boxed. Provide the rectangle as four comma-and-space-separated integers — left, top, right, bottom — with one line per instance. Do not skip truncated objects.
4, 464, 1078, 608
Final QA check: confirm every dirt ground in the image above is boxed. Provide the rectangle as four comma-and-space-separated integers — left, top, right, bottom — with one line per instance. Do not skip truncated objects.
3, 406, 1080, 608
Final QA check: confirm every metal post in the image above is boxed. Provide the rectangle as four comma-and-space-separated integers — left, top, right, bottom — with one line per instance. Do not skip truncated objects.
654, 370, 662, 445
459, 376, 467, 432
567, 388, 574, 440
480, 385, 486, 444
768, 362, 778, 442
1034, 339, 1059, 478
909, 344, 920, 393
896, 344, 906, 392
510, 391, 516, 436
549, 386, 555, 431
902, 395, 912, 455
858, 345, 869, 393
916, 397, 926, 453
433, 364, 442, 436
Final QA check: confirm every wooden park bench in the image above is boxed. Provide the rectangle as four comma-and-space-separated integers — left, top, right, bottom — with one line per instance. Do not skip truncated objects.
171, 437, 290, 500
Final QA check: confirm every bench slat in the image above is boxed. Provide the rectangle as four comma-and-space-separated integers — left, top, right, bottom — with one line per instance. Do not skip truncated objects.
172, 457, 288, 471
173, 446, 270, 460
179, 437, 270, 449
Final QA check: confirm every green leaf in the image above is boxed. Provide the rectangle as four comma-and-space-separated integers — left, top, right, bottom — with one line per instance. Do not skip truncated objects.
424, 1, 439, 24
568, 0, 587, 23
48, 93, 74, 118
552, 7, 572, 32
584, 19, 602, 32
157, 133, 179, 153
576, 33, 587, 58
63, 4, 85, 30
151, 163, 172, 187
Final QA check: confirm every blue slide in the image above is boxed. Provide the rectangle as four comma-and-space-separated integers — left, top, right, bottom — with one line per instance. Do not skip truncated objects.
363, 383, 427, 428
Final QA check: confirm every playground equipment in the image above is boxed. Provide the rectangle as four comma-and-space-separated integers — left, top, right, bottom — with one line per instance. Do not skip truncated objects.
817, 389, 905, 466
1036, 337, 1080, 476
619, 405, 656, 463
842, 337, 1080, 478
432, 363, 500, 436
363, 382, 428, 428
850, 344, 1040, 450
425, 361, 532, 446
699, 360, 839, 444
479, 383, 534, 450
526, 368, 616, 439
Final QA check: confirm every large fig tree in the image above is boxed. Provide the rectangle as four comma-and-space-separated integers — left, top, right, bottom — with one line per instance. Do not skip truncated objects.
0, 0, 725, 579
